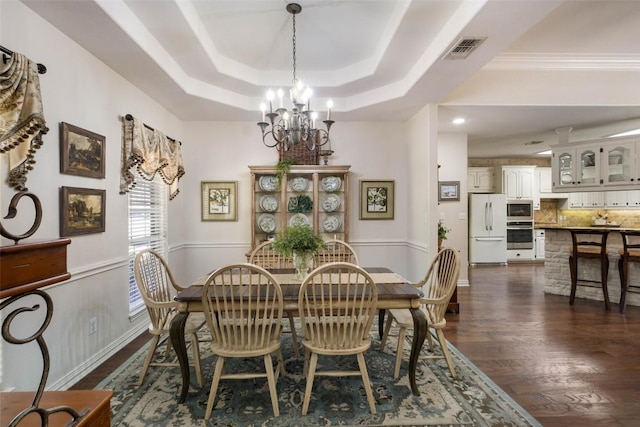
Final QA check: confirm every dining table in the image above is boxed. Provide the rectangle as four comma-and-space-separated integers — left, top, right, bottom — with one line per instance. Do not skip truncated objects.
170, 266, 426, 403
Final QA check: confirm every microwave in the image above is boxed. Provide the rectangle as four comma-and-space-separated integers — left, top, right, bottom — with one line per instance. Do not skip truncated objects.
506, 200, 533, 221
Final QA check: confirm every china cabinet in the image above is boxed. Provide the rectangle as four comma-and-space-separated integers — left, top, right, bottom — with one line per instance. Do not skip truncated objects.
467, 167, 494, 193
496, 166, 535, 200
249, 165, 350, 249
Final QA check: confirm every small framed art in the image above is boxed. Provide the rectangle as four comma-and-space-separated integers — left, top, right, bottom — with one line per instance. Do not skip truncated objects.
438, 181, 460, 201
60, 122, 106, 179
202, 181, 238, 221
60, 186, 106, 236
360, 180, 395, 220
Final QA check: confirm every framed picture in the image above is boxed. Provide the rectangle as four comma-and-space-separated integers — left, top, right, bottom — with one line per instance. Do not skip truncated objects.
360, 180, 395, 220
438, 181, 460, 201
60, 186, 106, 236
201, 181, 238, 221
60, 122, 106, 179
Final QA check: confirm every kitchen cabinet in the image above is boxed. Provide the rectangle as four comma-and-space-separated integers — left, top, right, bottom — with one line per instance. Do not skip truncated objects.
606, 190, 640, 208
535, 230, 545, 260
497, 166, 535, 200
249, 165, 350, 249
552, 144, 601, 190
552, 135, 640, 192
603, 140, 640, 186
467, 167, 495, 193
565, 191, 605, 208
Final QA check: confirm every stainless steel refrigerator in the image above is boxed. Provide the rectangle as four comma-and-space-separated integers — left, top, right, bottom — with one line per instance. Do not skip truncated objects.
469, 193, 507, 264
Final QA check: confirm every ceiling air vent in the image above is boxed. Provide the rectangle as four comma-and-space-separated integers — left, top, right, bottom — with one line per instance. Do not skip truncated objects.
442, 37, 487, 60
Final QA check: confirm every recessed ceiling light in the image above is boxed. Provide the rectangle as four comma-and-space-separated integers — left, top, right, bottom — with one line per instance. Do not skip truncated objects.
536, 150, 552, 156
452, 117, 465, 125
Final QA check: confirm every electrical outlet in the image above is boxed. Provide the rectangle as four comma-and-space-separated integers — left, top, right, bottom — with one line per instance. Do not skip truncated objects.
89, 317, 97, 335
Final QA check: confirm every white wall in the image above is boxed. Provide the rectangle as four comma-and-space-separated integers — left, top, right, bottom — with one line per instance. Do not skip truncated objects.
437, 133, 469, 285
1, 1, 183, 390
1, 1, 434, 391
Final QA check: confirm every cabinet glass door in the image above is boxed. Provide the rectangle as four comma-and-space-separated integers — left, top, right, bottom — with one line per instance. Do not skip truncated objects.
578, 148, 599, 185
556, 150, 575, 187
604, 144, 633, 184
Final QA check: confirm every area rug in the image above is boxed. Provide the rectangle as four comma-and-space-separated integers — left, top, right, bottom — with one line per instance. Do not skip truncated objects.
97, 324, 541, 427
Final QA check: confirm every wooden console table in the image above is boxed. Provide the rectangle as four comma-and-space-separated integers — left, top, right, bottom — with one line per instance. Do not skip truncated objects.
1, 239, 113, 426
0, 390, 113, 427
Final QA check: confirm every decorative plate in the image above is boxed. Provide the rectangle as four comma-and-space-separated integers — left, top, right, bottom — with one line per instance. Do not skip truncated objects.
289, 213, 310, 227
323, 215, 341, 232
290, 176, 309, 192
259, 176, 278, 192
321, 176, 341, 192
322, 194, 340, 212
257, 213, 277, 233
260, 195, 278, 212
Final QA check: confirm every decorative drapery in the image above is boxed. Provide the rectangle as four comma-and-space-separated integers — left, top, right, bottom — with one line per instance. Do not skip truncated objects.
0, 52, 48, 191
120, 115, 185, 199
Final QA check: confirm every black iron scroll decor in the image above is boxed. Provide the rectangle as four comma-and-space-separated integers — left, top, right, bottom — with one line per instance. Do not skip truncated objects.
1, 291, 88, 426
0, 191, 43, 244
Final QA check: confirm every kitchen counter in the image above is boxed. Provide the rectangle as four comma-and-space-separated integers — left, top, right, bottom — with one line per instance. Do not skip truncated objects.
542, 227, 639, 309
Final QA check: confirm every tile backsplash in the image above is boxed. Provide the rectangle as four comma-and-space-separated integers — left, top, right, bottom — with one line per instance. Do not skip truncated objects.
534, 199, 639, 228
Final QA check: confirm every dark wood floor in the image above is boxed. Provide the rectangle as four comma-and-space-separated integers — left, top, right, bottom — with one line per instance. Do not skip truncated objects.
71, 263, 640, 426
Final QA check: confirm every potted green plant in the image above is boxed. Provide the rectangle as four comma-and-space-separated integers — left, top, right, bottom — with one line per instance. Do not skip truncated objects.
272, 224, 327, 279
438, 220, 450, 251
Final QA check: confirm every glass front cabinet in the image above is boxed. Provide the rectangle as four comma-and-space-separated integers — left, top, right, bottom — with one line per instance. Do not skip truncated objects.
249, 165, 350, 250
603, 141, 639, 186
552, 136, 640, 192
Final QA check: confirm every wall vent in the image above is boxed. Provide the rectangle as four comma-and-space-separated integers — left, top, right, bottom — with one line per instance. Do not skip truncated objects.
442, 37, 487, 60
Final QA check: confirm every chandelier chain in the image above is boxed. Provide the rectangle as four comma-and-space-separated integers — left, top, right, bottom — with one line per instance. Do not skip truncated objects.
291, 12, 297, 85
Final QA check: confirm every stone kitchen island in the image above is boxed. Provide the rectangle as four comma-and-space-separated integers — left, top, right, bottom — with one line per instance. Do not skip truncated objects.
541, 226, 640, 310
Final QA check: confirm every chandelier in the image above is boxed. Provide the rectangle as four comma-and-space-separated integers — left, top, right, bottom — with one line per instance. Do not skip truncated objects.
258, 3, 334, 159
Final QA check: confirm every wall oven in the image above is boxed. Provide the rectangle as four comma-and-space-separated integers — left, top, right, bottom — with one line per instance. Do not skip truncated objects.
506, 200, 534, 221
506, 221, 534, 249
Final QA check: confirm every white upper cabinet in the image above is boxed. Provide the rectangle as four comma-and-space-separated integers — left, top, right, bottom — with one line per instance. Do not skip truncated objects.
467, 167, 495, 193
603, 141, 640, 186
552, 135, 640, 192
497, 166, 535, 200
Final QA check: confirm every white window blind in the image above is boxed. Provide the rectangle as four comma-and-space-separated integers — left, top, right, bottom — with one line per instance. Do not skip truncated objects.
128, 177, 168, 312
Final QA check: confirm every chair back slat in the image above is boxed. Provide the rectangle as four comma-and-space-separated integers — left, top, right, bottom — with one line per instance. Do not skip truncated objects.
299, 262, 377, 351
315, 239, 359, 265
134, 250, 178, 330
249, 241, 293, 269
421, 248, 461, 323
202, 264, 283, 351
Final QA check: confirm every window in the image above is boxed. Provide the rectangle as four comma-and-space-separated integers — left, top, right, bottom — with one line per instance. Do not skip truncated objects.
128, 177, 168, 313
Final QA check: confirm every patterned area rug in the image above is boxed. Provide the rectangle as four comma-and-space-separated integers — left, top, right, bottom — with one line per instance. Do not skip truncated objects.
98, 324, 541, 427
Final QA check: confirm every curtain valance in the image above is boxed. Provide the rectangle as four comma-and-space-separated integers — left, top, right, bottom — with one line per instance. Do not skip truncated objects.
120, 116, 184, 199
0, 52, 48, 191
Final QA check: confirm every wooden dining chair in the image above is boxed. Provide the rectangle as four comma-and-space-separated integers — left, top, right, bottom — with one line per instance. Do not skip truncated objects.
249, 241, 300, 357
315, 239, 360, 265
298, 262, 378, 415
618, 230, 640, 313
201, 263, 285, 419
380, 248, 461, 379
134, 249, 204, 387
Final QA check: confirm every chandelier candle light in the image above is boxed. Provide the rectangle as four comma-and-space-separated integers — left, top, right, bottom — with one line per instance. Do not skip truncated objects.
258, 3, 334, 161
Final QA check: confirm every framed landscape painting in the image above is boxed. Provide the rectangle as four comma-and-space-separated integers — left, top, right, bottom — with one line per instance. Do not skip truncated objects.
202, 181, 237, 221
60, 122, 106, 178
60, 186, 106, 236
438, 181, 460, 201
360, 180, 394, 220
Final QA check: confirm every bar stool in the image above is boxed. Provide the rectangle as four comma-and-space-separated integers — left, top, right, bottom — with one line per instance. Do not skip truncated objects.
618, 230, 640, 314
569, 229, 610, 311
